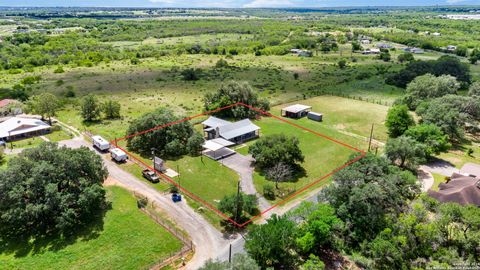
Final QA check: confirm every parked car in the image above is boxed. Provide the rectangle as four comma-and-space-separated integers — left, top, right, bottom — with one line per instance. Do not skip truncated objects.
172, 193, 182, 202
142, 169, 160, 183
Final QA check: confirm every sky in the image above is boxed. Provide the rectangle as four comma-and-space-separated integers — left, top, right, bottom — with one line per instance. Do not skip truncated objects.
1, 0, 479, 8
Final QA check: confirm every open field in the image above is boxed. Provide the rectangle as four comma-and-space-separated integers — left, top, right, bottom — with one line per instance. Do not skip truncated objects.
0, 186, 183, 270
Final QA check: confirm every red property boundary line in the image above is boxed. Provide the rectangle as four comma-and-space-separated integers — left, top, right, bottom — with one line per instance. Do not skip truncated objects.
112, 102, 366, 227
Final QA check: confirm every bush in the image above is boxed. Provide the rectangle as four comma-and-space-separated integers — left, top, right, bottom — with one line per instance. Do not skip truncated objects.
263, 184, 276, 200
53, 66, 65, 73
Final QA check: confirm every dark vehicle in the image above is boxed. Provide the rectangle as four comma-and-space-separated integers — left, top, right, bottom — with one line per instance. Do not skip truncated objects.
172, 193, 182, 202
142, 169, 160, 183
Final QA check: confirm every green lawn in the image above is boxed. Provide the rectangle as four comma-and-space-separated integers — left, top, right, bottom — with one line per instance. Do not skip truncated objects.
247, 114, 365, 203
0, 186, 183, 270
44, 127, 74, 142
431, 173, 447, 191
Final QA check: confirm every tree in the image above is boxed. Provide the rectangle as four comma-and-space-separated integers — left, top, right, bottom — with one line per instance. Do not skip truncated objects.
402, 74, 460, 110
265, 162, 293, 189
469, 48, 480, 64
379, 52, 391, 62
300, 254, 325, 270
126, 107, 201, 157
27, 93, 60, 125
0, 142, 108, 238
186, 132, 204, 156
398, 52, 414, 63
404, 124, 450, 157
366, 229, 405, 270
469, 81, 480, 97
455, 46, 468, 57
245, 214, 299, 269
296, 203, 342, 254
249, 134, 304, 169
385, 105, 415, 138
204, 81, 269, 119
322, 153, 419, 246
415, 96, 473, 141
351, 41, 362, 51
102, 100, 121, 119
215, 59, 229, 68
0, 148, 5, 167
199, 254, 260, 270
81, 94, 102, 122
337, 59, 347, 69
181, 68, 201, 81
218, 192, 258, 222
385, 135, 426, 170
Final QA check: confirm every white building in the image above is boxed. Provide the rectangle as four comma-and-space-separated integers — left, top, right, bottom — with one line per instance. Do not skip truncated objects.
0, 117, 51, 141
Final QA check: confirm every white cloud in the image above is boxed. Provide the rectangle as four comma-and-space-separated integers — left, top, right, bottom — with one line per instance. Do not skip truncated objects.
243, 0, 295, 7
445, 0, 466, 3
148, 0, 238, 7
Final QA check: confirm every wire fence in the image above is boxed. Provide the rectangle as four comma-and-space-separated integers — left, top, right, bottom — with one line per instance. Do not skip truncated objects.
133, 191, 194, 270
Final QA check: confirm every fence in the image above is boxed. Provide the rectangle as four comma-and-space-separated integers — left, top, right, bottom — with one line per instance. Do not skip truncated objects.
133, 191, 194, 270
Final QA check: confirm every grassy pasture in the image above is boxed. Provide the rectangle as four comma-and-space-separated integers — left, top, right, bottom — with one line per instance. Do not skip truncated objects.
0, 186, 183, 270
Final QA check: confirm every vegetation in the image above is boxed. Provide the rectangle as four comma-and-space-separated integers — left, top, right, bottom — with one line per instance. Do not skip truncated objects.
385, 104, 415, 138
26, 93, 60, 125
199, 254, 260, 270
81, 94, 102, 122
218, 192, 258, 223
204, 81, 269, 119
126, 107, 202, 157
249, 134, 304, 170
0, 143, 108, 239
102, 100, 121, 119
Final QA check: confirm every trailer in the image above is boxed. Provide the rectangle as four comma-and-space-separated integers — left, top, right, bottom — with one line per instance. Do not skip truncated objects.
110, 148, 128, 162
92, 135, 110, 151
307, 111, 323, 122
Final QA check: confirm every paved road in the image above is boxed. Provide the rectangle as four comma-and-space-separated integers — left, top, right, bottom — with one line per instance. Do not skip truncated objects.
221, 153, 272, 212
59, 135, 235, 270
422, 159, 459, 177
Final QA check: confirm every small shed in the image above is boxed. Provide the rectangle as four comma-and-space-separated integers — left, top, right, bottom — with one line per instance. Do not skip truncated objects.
281, 104, 312, 119
307, 112, 323, 122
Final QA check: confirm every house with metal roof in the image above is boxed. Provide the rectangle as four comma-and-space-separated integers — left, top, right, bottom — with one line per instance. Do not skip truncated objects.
202, 116, 260, 144
0, 117, 51, 142
281, 104, 312, 119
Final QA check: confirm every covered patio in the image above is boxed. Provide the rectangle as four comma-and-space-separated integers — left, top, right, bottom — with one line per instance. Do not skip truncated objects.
202, 138, 236, 160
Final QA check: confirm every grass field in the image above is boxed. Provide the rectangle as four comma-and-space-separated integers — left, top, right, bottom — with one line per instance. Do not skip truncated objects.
245, 114, 365, 203
0, 186, 183, 270
431, 173, 447, 191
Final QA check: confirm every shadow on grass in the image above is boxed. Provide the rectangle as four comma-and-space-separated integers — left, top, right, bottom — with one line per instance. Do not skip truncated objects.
0, 204, 111, 258
255, 163, 307, 184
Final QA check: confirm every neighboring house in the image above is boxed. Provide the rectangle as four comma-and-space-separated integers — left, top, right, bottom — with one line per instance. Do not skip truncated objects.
0, 117, 51, 142
428, 173, 480, 206
202, 116, 260, 144
360, 39, 371, 44
404, 47, 424, 54
0, 99, 22, 116
432, 32, 441, 36
298, 50, 312, 57
447, 45, 457, 51
428, 163, 480, 206
281, 104, 312, 119
362, 48, 381, 55
377, 43, 394, 49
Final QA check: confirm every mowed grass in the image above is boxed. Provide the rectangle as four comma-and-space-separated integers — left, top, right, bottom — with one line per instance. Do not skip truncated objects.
0, 186, 183, 270
246, 115, 365, 203
271, 96, 390, 142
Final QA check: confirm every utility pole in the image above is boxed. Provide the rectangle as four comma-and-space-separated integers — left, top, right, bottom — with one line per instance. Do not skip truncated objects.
228, 244, 232, 264
177, 164, 180, 187
234, 181, 241, 224
368, 123, 374, 152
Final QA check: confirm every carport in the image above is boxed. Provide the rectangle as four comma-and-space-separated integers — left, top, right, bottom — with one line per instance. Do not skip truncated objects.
202, 138, 236, 160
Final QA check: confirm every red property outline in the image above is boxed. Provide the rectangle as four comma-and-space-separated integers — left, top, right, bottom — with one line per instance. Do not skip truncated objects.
112, 102, 366, 227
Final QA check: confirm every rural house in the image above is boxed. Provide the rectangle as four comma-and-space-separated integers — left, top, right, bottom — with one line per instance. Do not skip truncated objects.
202, 116, 260, 144
0, 117, 51, 142
281, 104, 312, 118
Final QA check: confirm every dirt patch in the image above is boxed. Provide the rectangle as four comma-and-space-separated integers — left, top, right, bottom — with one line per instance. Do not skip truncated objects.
103, 176, 120, 187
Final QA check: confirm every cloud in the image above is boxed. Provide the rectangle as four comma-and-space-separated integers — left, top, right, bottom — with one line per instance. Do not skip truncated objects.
148, 0, 238, 7
445, 0, 465, 3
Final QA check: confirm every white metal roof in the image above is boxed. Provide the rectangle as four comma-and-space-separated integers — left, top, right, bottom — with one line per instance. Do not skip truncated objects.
219, 119, 260, 140
203, 140, 226, 151
209, 138, 235, 147
202, 116, 232, 129
282, 104, 312, 114
92, 135, 109, 145
0, 117, 50, 138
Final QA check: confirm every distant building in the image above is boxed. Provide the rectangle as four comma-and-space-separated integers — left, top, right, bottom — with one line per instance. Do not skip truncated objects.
404, 47, 424, 54
281, 104, 312, 119
362, 48, 381, 55
360, 39, 371, 45
432, 32, 441, 36
0, 99, 22, 116
202, 116, 260, 144
447, 45, 457, 51
291, 49, 312, 57
377, 43, 394, 49
0, 117, 51, 142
